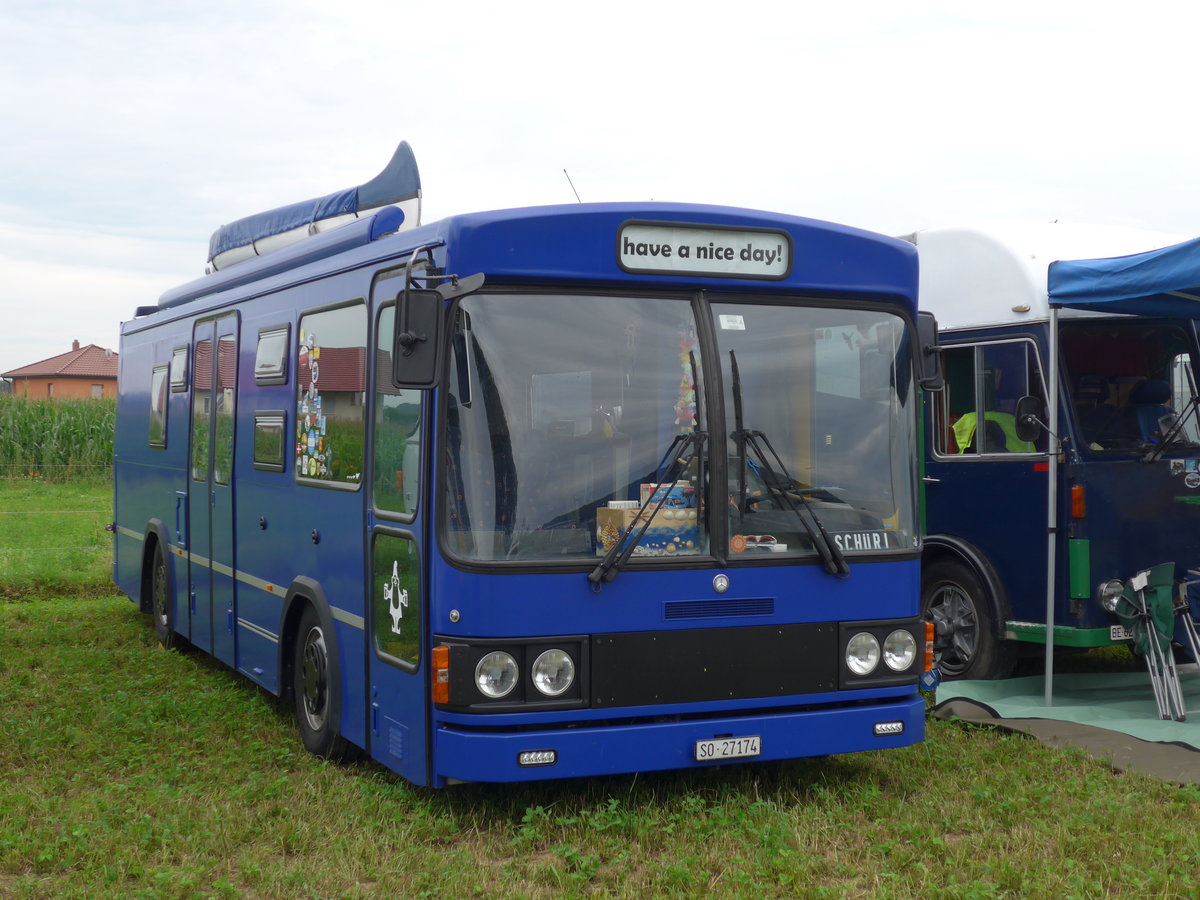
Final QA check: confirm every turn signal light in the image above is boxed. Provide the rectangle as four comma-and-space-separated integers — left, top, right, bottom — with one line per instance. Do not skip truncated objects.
432, 644, 450, 705
924, 621, 935, 672
1071, 484, 1086, 519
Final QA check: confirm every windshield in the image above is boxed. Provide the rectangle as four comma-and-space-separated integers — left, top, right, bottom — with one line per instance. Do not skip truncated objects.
1062, 321, 1200, 452
715, 303, 917, 557
442, 293, 917, 563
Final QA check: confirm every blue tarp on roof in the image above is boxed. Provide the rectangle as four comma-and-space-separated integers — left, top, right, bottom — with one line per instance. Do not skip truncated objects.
1048, 235, 1200, 318
207, 140, 420, 264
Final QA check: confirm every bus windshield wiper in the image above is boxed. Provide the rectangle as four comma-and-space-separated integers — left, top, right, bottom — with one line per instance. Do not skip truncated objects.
1142, 394, 1200, 463
729, 350, 849, 577
589, 430, 707, 587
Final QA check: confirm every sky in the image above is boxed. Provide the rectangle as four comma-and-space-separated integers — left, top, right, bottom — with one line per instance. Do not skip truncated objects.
4, 0, 1200, 376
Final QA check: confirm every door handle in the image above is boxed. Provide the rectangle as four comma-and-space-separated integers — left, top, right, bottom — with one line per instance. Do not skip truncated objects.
922, 476, 941, 484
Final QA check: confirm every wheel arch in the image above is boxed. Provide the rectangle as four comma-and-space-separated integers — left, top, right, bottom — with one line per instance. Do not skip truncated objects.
922, 535, 1010, 641
278, 576, 341, 710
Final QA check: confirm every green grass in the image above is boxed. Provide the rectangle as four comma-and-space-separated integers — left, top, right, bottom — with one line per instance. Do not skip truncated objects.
2, 595, 1198, 898
0, 480, 112, 601
2, 481, 1199, 897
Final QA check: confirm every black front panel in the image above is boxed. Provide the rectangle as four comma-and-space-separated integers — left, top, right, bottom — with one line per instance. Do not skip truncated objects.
590, 624, 837, 708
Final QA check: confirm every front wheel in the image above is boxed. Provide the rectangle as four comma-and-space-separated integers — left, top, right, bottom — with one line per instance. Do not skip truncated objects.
922, 559, 1015, 680
293, 605, 351, 761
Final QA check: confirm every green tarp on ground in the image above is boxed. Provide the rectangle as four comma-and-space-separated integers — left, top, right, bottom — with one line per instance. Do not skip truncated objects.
933, 670, 1200, 784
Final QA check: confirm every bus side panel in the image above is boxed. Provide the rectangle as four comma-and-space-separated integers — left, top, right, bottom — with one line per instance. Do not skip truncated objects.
114, 325, 191, 609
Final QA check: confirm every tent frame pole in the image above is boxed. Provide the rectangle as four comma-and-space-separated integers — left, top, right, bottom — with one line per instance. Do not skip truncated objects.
1044, 307, 1060, 706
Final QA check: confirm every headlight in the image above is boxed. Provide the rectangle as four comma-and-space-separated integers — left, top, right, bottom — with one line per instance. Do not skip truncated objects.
883, 629, 917, 671
475, 651, 519, 698
1099, 580, 1125, 614
531, 649, 575, 697
846, 632, 880, 676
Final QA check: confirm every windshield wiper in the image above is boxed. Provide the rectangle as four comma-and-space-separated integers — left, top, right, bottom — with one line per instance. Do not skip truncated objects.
1142, 394, 1200, 463
729, 350, 849, 577
588, 430, 707, 587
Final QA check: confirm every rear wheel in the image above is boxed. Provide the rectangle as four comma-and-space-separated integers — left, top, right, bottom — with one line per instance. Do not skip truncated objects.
150, 542, 177, 649
922, 559, 1016, 680
293, 605, 351, 761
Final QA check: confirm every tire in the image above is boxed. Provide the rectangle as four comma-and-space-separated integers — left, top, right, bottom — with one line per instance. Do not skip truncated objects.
293, 604, 351, 761
150, 541, 177, 649
922, 558, 1016, 680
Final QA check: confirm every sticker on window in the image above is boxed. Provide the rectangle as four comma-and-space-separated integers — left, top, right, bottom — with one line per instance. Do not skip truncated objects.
718, 314, 746, 331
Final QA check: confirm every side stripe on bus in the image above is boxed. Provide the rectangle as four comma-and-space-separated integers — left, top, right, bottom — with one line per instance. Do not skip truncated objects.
113, 525, 364, 633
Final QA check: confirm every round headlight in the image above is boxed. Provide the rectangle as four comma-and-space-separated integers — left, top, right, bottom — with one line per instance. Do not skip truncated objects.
883, 629, 918, 671
531, 648, 576, 697
1099, 580, 1125, 614
846, 632, 880, 676
475, 651, 519, 699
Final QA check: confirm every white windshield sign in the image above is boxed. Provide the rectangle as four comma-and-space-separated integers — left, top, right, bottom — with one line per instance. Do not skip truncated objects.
618, 222, 791, 279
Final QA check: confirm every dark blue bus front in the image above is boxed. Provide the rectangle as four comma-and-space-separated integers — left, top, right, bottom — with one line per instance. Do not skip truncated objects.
370, 207, 929, 785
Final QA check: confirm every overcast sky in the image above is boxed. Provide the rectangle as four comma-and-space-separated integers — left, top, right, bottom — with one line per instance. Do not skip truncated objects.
4, 1, 1200, 376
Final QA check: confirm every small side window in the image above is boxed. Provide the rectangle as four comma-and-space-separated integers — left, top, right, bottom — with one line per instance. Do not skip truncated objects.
149, 364, 168, 448
170, 346, 188, 393
255, 325, 290, 386
935, 341, 1046, 456
253, 411, 286, 472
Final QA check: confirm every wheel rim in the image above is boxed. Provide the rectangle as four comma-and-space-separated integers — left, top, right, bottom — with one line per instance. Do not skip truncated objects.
928, 581, 979, 677
153, 554, 169, 632
300, 625, 330, 732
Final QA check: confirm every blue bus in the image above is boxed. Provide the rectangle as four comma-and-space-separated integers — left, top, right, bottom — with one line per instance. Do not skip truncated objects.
909, 223, 1200, 691
113, 142, 937, 786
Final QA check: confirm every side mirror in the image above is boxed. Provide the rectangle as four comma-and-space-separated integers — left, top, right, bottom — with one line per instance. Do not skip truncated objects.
916, 311, 943, 391
1015, 395, 1046, 443
392, 289, 444, 389
391, 269, 485, 389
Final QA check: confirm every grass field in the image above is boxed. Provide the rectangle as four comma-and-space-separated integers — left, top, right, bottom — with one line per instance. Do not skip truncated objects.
2, 480, 1199, 898
0, 480, 112, 601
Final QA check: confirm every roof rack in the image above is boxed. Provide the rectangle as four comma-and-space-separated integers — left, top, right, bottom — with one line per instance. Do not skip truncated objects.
205, 140, 422, 272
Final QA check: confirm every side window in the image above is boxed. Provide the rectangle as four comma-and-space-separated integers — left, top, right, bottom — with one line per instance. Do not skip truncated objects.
296, 303, 366, 485
374, 305, 423, 517
253, 411, 287, 472
372, 532, 421, 671
192, 338, 212, 482
255, 325, 290, 385
214, 334, 236, 485
936, 341, 1047, 456
170, 346, 188, 393
149, 364, 168, 448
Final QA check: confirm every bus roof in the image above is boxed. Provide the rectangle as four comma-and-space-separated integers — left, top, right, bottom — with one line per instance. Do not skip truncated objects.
151, 202, 918, 317
901, 223, 1184, 331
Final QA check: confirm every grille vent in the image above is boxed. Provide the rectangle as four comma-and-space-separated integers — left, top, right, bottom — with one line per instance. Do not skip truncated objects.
663, 597, 774, 620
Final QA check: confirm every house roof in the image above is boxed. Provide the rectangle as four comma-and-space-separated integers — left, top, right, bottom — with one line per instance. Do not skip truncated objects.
2, 343, 119, 380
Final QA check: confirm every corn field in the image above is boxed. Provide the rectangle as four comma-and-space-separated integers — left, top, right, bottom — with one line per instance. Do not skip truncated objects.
0, 395, 115, 481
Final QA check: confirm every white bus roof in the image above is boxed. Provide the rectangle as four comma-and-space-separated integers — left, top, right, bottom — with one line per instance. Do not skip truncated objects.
901, 223, 1184, 331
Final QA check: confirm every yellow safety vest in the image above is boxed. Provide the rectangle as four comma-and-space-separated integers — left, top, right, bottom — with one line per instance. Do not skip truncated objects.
952, 411, 1034, 454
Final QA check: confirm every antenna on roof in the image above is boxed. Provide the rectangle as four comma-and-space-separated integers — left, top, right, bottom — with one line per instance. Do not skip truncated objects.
563, 169, 582, 204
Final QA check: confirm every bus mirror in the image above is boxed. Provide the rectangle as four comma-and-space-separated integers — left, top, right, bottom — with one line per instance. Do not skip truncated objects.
392, 289, 444, 389
916, 312, 943, 391
1015, 395, 1045, 442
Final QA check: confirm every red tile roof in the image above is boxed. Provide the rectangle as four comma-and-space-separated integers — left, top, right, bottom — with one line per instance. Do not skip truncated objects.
3, 343, 119, 379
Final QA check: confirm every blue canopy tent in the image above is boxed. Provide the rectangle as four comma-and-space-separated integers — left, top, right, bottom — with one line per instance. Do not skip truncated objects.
1049, 235, 1200, 317
1035, 235, 1200, 706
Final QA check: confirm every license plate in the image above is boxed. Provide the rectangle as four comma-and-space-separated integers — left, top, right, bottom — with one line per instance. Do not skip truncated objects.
1110, 625, 1133, 641
695, 735, 761, 761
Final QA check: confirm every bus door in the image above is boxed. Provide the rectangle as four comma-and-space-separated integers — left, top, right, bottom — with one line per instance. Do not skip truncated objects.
365, 297, 430, 785
188, 314, 238, 663
925, 338, 1050, 623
